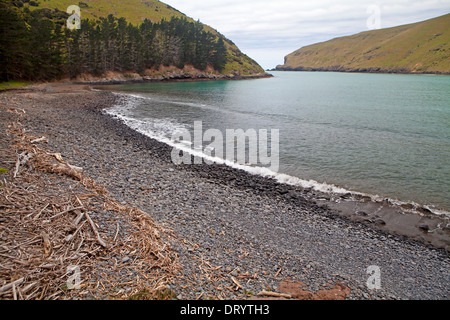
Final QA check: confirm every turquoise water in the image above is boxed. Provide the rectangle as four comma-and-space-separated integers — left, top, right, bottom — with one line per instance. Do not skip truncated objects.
101, 71, 450, 212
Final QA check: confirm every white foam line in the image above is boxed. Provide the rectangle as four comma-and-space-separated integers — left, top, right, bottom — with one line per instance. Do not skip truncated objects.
105, 92, 450, 218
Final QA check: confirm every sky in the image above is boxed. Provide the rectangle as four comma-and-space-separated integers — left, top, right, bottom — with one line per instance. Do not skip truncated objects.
163, 0, 450, 69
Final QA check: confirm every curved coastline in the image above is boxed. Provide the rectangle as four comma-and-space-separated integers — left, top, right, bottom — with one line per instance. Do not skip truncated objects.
103, 90, 450, 250
274, 66, 450, 75
2, 84, 448, 300
72, 71, 273, 86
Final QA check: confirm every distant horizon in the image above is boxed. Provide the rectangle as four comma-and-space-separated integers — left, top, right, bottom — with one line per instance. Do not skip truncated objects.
163, 0, 450, 70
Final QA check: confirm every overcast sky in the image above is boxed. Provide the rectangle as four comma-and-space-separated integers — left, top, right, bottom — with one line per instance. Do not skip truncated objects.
163, 0, 450, 69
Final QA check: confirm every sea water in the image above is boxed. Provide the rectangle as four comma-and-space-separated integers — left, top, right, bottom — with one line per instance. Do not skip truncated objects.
99, 71, 450, 214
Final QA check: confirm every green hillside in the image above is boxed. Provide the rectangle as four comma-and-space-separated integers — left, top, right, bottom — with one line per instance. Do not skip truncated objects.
34, 0, 186, 25
276, 13, 450, 74
29, 0, 265, 75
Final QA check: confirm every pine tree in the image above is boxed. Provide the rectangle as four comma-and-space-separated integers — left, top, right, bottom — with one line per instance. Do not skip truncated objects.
26, 9, 64, 80
213, 37, 227, 72
1, 4, 230, 82
0, 0, 29, 81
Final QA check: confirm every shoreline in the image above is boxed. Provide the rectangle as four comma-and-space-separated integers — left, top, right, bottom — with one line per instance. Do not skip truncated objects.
0, 72, 273, 94
1, 83, 448, 300
103, 88, 450, 250
72, 72, 274, 86
272, 68, 450, 76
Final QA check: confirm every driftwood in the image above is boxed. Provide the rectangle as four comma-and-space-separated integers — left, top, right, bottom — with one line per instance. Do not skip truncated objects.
41, 232, 53, 258
30, 136, 48, 144
33, 203, 49, 220
257, 290, 292, 299
230, 276, 243, 289
274, 268, 282, 278
85, 211, 108, 248
13, 151, 32, 178
1, 107, 180, 300
49, 152, 82, 173
73, 211, 85, 226
0, 278, 25, 294
49, 205, 84, 220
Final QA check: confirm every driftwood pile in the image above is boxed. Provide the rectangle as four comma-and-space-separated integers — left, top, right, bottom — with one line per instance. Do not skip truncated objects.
0, 108, 180, 299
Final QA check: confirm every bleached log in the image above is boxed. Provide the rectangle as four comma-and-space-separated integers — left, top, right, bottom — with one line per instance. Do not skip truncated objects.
13, 152, 32, 178
0, 278, 24, 294
85, 212, 107, 248
257, 290, 292, 299
30, 136, 48, 144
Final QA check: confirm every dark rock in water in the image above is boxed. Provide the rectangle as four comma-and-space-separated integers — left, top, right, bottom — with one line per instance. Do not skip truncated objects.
364, 218, 386, 226
340, 193, 352, 199
419, 224, 430, 232
418, 207, 433, 215
400, 203, 415, 210
356, 211, 368, 216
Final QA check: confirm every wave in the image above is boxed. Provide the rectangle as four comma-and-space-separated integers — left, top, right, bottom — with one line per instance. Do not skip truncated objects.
105, 92, 450, 218
105, 93, 188, 142
110, 91, 280, 121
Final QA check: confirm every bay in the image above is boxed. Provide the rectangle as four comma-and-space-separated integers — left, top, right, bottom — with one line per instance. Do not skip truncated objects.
99, 71, 450, 213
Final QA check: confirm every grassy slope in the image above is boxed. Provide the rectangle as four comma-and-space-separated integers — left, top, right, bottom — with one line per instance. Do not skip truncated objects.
33, 0, 265, 75
0, 81, 32, 90
277, 13, 450, 74
36, 0, 185, 24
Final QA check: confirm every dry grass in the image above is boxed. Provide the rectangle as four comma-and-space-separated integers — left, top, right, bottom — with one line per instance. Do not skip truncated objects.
0, 107, 180, 300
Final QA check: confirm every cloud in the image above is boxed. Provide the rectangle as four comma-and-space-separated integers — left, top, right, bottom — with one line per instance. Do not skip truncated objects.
163, 0, 450, 69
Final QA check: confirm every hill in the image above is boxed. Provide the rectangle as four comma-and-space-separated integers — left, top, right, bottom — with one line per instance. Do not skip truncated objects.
35, 0, 188, 25
276, 13, 450, 74
7, 0, 266, 77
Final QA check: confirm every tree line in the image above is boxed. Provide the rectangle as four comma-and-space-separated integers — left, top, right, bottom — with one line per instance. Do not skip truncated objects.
0, 0, 228, 82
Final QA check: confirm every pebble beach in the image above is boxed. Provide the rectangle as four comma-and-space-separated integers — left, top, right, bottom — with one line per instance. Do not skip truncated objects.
0, 83, 448, 300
